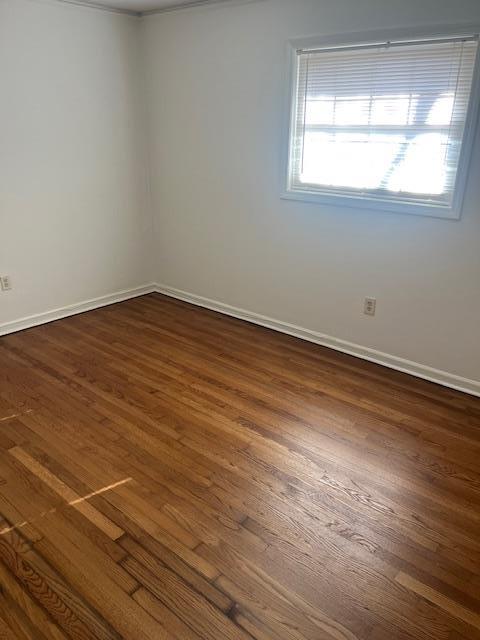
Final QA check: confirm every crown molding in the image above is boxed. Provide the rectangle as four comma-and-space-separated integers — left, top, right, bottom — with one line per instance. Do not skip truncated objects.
45, 0, 259, 17
51, 0, 141, 16
141, 0, 244, 16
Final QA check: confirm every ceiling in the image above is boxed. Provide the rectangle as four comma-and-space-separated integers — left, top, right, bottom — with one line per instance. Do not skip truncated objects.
67, 0, 232, 14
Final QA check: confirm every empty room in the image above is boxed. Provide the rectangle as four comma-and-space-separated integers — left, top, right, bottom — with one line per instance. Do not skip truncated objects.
1, 0, 480, 638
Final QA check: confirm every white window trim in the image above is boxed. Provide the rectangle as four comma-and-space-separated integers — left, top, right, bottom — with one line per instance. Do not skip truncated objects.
281, 25, 480, 220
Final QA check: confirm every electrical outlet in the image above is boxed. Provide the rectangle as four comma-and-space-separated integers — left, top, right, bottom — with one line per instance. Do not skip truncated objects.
364, 297, 376, 316
0, 276, 12, 291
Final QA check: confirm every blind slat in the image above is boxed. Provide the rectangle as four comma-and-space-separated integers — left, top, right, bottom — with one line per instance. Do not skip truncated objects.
288, 37, 478, 208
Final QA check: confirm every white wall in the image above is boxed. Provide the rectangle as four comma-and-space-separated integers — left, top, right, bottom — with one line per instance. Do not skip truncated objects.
1, 0, 479, 392
0, 0, 151, 325
143, 0, 480, 387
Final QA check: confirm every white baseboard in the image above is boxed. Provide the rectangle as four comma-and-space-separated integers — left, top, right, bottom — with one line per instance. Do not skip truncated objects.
1, 282, 478, 398
0, 284, 156, 337
154, 283, 480, 398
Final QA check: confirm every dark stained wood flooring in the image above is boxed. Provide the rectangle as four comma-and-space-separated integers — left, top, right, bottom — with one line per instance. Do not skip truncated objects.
0, 292, 479, 640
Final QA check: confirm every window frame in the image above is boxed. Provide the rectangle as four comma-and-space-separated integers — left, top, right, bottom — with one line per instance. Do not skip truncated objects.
281, 26, 480, 219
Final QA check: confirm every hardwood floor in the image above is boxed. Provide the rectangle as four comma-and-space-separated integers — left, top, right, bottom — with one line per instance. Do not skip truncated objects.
0, 293, 479, 640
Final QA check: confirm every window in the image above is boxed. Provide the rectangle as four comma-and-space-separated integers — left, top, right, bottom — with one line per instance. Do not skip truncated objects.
285, 33, 480, 218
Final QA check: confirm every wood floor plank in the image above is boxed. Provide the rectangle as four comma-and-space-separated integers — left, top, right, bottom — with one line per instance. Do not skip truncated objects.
0, 560, 69, 640
395, 572, 480, 631
32, 509, 138, 597
0, 615, 22, 640
132, 588, 203, 640
0, 293, 479, 640
120, 536, 232, 612
0, 524, 117, 640
122, 556, 250, 640
87, 494, 221, 581
8, 446, 125, 541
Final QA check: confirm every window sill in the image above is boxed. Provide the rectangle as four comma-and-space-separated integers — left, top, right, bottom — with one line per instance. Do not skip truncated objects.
280, 189, 461, 220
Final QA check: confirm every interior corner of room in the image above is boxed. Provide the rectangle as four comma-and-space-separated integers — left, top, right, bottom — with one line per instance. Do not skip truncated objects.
1, 0, 479, 398
1, 3, 480, 640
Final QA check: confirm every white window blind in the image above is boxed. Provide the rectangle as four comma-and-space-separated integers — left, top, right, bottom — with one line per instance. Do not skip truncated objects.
286, 36, 479, 216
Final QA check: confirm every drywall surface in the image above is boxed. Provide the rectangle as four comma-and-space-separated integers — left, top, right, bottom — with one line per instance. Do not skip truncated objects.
0, 0, 151, 325
143, 0, 480, 383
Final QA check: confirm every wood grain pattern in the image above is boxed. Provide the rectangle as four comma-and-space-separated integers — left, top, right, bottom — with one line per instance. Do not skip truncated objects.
0, 292, 479, 640
8, 446, 125, 541
395, 572, 480, 630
